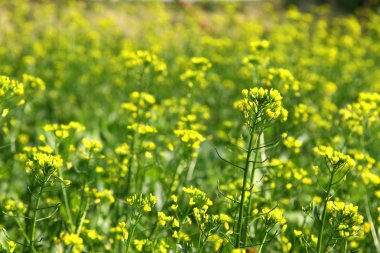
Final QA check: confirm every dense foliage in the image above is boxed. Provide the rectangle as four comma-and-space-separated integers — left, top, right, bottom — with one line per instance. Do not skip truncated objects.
0, 1, 380, 252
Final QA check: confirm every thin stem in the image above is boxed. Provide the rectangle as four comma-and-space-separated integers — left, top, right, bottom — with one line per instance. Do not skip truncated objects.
58, 167, 74, 231
344, 238, 348, 252
244, 131, 262, 246
125, 134, 136, 196
125, 212, 142, 253
29, 183, 44, 252
364, 195, 380, 253
75, 199, 90, 236
198, 233, 210, 253
68, 158, 91, 253
258, 231, 269, 253
316, 171, 335, 253
24, 176, 36, 250
235, 126, 256, 248
15, 218, 30, 243
197, 232, 203, 251
74, 158, 90, 233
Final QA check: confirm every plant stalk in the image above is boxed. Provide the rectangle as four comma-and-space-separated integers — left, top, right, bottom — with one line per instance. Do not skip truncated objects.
243, 131, 262, 246
58, 167, 74, 231
29, 182, 45, 252
126, 212, 142, 253
316, 171, 335, 253
258, 231, 269, 253
235, 126, 256, 248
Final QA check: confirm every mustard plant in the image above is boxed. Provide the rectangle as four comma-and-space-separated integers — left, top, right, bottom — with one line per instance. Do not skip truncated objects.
232, 87, 287, 249
124, 194, 157, 253
313, 146, 356, 252
22, 149, 63, 251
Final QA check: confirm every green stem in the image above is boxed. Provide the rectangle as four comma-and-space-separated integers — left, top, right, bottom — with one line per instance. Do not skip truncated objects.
74, 159, 89, 233
344, 238, 348, 252
125, 212, 142, 253
197, 232, 203, 251
258, 231, 269, 253
58, 167, 74, 231
235, 126, 256, 248
75, 199, 90, 236
126, 131, 138, 196
364, 194, 380, 253
69, 158, 91, 253
198, 233, 208, 253
137, 158, 144, 192
15, 218, 30, 243
24, 176, 36, 249
29, 183, 44, 252
243, 131, 262, 246
316, 171, 335, 253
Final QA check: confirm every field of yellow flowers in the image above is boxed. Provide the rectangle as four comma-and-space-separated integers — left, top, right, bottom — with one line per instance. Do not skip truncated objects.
1, 1, 380, 252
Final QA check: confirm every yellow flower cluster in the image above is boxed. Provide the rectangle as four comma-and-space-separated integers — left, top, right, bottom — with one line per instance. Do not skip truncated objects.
235, 87, 288, 127
177, 114, 206, 132
261, 207, 287, 232
180, 57, 212, 88
293, 103, 310, 125
0, 75, 25, 120
250, 40, 270, 52
326, 200, 364, 237
191, 57, 212, 71
92, 188, 115, 204
313, 145, 355, 170
131, 91, 156, 104
126, 193, 157, 212
4, 199, 27, 216
157, 211, 174, 226
85, 229, 103, 241
60, 232, 84, 253
114, 143, 130, 155
109, 222, 128, 241
172, 231, 191, 242
219, 213, 234, 230
182, 186, 213, 207
242, 40, 270, 67
0, 75, 24, 97
29, 152, 63, 173
283, 135, 302, 154
339, 92, 380, 135
134, 239, 147, 252
181, 186, 223, 233
127, 123, 157, 135
82, 138, 103, 153
122, 50, 167, 76
193, 207, 222, 232
174, 129, 206, 153
22, 74, 46, 91
133, 238, 169, 253
43, 121, 85, 139
263, 68, 300, 96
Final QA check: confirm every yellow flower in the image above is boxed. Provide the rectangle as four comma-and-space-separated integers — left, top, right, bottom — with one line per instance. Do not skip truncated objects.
8, 241, 16, 253
293, 229, 303, 237
231, 249, 246, 253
